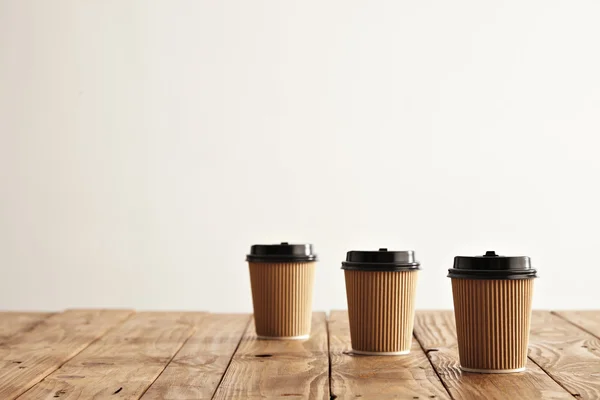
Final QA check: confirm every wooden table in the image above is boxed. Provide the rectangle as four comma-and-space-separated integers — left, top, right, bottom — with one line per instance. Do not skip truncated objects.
0, 310, 598, 399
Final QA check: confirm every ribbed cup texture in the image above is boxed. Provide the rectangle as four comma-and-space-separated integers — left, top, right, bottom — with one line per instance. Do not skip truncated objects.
248, 262, 315, 338
345, 270, 418, 353
452, 278, 534, 371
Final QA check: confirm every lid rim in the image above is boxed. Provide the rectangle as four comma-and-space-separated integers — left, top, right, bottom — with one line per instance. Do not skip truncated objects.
342, 261, 420, 267
247, 255, 318, 262
342, 264, 421, 272
448, 274, 538, 280
448, 268, 538, 280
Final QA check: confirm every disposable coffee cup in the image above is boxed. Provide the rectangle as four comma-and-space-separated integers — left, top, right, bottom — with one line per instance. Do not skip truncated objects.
342, 248, 420, 355
448, 251, 538, 373
247, 242, 317, 340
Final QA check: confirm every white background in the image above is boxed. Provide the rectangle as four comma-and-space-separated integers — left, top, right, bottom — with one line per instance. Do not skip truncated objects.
1, 1, 599, 312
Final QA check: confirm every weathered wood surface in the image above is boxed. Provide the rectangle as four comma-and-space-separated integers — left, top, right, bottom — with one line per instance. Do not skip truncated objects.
19, 312, 202, 400
212, 312, 329, 399
0, 310, 598, 399
554, 310, 600, 339
0, 310, 133, 399
142, 314, 250, 400
413, 310, 573, 400
0, 312, 51, 342
529, 311, 600, 400
329, 310, 450, 399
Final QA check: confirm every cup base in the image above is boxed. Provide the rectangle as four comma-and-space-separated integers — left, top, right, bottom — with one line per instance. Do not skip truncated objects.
257, 334, 310, 341
460, 366, 526, 374
351, 349, 410, 356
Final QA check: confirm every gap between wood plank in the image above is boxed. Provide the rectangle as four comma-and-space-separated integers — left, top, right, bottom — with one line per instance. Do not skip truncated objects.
329, 310, 449, 399
547, 310, 600, 398
551, 311, 600, 340
528, 311, 584, 399
413, 332, 455, 400
527, 311, 600, 399
15, 311, 136, 400
210, 314, 252, 400
525, 355, 578, 400
213, 313, 329, 399
326, 313, 334, 400
138, 315, 207, 400
11, 310, 135, 400
18, 312, 200, 399
413, 310, 574, 400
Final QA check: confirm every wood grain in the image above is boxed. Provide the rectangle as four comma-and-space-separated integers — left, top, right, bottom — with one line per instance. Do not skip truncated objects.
1, 309, 598, 399
528, 311, 600, 399
213, 312, 329, 399
17, 312, 203, 400
413, 310, 572, 400
142, 313, 250, 400
0, 309, 132, 399
553, 311, 600, 339
329, 310, 450, 399
0, 312, 52, 341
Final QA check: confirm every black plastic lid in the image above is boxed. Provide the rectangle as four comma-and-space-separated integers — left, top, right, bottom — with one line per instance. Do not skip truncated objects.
341, 248, 420, 271
448, 251, 538, 280
246, 242, 317, 263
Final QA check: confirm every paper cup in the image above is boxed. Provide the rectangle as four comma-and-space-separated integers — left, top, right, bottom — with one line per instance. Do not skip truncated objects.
448, 251, 537, 373
247, 243, 317, 339
249, 261, 315, 338
345, 269, 418, 354
342, 249, 420, 355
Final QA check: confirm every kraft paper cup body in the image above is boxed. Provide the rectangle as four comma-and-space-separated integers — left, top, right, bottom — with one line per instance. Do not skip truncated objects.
247, 243, 317, 340
345, 269, 418, 354
342, 249, 420, 355
451, 278, 534, 372
448, 251, 538, 373
248, 261, 315, 339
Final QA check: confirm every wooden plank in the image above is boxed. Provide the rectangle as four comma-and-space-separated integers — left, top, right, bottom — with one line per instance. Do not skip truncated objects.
213, 312, 329, 399
18, 312, 203, 400
329, 310, 450, 400
0, 309, 132, 399
528, 311, 600, 399
553, 310, 600, 339
0, 312, 52, 341
413, 310, 573, 400
142, 313, 250, 400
